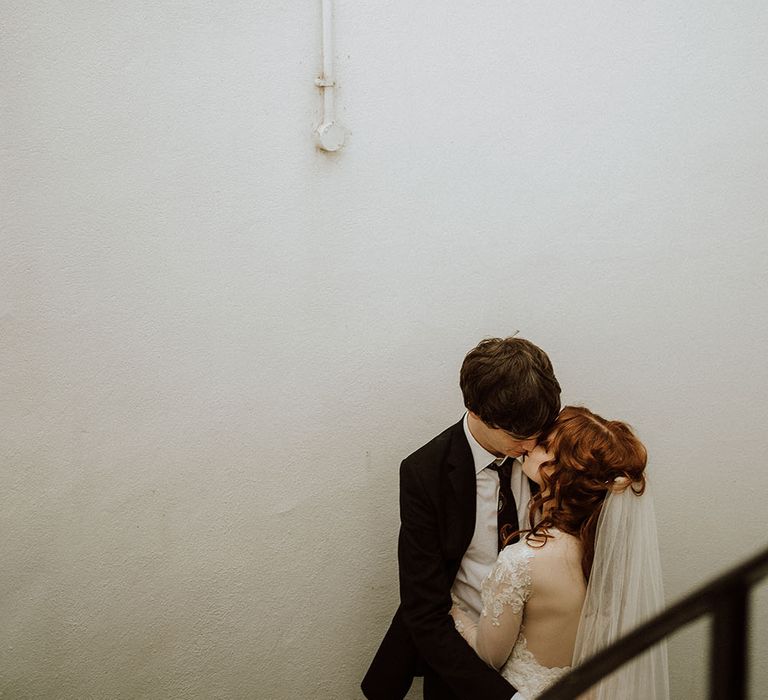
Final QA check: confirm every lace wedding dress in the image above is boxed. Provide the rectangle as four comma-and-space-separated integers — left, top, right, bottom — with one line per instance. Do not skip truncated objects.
482, 544, 571, 698
453, 538, 577, 699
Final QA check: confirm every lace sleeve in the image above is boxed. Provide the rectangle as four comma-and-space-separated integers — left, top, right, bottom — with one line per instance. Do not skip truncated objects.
475, 544, 535, 669
450, 603, 478, 647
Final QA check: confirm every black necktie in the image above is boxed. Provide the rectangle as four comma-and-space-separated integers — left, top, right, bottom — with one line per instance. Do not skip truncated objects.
488, 459, 519, 551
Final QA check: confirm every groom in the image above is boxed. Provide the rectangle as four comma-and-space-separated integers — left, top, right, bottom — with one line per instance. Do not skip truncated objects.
361, 337, 561, 700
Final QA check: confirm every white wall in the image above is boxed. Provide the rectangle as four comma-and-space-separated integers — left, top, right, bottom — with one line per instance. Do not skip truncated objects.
2, 1, 767, 698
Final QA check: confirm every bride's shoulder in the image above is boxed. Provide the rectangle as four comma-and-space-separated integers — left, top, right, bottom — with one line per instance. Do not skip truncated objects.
497, 531, 581, 572
491, 540, 538, 584
497, 538, 537, 565
524, 530, 585, 589
503, 529, 579, 555
499, 531, 581, 572
535, 528, 581, 553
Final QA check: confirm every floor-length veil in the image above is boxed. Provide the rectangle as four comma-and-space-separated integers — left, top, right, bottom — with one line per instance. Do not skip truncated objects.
572, 477, 670, 699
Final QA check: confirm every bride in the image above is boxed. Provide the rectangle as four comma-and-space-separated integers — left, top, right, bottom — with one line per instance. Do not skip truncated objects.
450, 406, 670, 699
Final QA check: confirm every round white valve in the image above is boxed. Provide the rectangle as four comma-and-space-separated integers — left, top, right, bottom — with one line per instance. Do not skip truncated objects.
315, 121, 347, 152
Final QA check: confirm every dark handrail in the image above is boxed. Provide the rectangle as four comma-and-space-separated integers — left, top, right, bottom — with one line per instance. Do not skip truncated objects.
537, 544, 768, 700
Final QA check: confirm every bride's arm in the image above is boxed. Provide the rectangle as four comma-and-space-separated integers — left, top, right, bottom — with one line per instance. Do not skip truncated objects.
450, 604, 478, 648
451, 549, 531, 670
473, 577, 524, 670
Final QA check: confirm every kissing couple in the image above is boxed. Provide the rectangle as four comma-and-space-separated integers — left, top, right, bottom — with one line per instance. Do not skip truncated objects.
362, 336, 669, 700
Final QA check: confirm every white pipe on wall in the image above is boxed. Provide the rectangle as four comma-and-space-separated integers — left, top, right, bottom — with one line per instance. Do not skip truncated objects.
321, 0, 335, 121
315, 0, 346, 151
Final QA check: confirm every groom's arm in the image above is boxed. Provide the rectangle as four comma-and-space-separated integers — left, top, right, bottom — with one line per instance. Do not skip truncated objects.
398, 457, 518, 700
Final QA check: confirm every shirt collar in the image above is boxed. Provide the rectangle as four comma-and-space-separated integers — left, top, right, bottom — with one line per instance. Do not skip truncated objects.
462, 412, 516, 475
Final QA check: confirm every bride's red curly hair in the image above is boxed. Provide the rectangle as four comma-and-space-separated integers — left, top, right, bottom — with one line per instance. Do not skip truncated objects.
519, 405, 647, 580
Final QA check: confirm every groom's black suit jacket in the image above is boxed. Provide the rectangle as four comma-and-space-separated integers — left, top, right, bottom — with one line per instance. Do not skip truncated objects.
362, 419, 517, 700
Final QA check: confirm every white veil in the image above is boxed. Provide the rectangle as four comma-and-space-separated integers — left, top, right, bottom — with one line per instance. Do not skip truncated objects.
572, 477, 670, 699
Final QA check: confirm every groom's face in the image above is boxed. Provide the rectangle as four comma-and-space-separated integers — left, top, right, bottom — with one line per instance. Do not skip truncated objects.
468, 412, 539, 458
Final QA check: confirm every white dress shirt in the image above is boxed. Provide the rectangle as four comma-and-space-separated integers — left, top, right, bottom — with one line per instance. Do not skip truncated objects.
450, 413, 532, 618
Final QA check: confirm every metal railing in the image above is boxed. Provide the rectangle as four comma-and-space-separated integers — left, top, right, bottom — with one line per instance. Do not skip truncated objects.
538, 544, 768, 700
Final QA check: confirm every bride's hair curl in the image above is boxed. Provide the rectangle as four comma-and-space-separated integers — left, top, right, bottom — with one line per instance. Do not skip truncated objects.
519, 405, 647, 580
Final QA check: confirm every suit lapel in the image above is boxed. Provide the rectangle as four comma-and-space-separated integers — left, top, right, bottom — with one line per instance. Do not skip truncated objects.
444, 419, 477, 548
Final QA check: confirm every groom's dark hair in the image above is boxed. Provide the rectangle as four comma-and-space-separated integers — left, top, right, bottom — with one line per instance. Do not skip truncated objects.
460, 336, 561, 438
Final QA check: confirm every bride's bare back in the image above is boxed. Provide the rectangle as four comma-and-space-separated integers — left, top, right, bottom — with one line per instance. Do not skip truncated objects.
516, 530, 586, 668
452, 530, 586, 697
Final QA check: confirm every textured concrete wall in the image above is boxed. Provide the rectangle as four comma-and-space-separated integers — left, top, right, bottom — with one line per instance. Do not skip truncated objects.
2, 1, 767, 698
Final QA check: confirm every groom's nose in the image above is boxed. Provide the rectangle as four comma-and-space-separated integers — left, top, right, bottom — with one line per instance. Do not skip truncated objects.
507, 438, 538, 456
